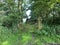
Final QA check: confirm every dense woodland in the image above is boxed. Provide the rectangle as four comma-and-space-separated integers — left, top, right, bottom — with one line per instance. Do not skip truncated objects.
0, 0, 60, 45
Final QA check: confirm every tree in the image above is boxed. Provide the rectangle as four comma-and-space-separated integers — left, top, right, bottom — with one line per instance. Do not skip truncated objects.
0, 0, 23, 28
32, 0, 57, 30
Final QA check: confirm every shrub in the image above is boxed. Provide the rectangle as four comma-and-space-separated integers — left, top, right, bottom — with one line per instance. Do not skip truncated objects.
1, 14, 20, 28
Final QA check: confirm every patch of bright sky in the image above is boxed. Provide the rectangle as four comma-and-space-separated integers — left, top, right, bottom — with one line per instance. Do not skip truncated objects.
22, 18, 27, 23
26, 10, 31, 16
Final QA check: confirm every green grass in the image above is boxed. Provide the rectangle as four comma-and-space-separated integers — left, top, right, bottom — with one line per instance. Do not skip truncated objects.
0, 25, 60, 45
0, 26, 19, 45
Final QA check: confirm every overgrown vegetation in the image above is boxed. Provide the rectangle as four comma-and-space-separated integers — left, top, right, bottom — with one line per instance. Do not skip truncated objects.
0, 0, 60, 45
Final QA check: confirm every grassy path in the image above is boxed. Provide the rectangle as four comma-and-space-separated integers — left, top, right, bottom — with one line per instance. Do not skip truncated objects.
0, 26, 60, 45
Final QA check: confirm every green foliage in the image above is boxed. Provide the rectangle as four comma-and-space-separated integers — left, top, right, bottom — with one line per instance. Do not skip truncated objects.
0, 26, 19, 45
1, 14, 20, 28
0, 0, 60, 45
32, 0, 60, 25
32, 0, 52, 17
0, 26, 60, 45
44, 2, 60, 25
0, 3, 5, 7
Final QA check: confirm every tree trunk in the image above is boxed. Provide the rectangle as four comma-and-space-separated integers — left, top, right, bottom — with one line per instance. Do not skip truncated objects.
18, 0, 20, 15
37, 17, 42, 30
